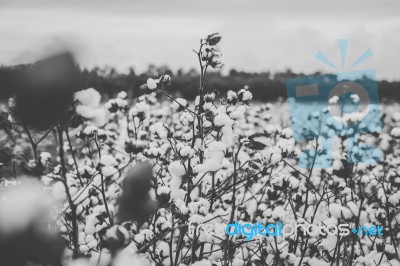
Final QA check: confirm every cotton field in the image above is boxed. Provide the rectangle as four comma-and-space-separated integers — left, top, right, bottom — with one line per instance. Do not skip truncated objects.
1, 33, 400, 266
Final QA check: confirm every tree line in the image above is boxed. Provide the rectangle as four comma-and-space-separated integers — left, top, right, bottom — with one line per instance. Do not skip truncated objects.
0, 64, 399, 102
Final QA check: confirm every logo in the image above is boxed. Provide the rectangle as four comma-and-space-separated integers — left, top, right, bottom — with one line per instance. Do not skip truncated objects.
187, 221, 384, 241
286, 40, 381, 168
224, 221, 383, 241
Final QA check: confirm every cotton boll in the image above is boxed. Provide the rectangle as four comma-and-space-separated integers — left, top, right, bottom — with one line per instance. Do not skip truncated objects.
74, 88, 101, 109
155, 241, 170, 258
341, 206, 353, 219
220, 125, 234, 147
168, 161, 186, 200
203, 102, 215, 112
237, 88, 253, 104
192, 259, 212, 266
229, 110, 243, 120
40, 152, 52, 165
52, 181, 66, 201
237, 151, 250, 165
180, 112, 195, 126
146, 78, 158, 90
347, 202, 359, 216
0, 179, 66, 265
85, 221, 96, 235
90, 109, 108, 127
100, 154, 117, 166
281, 128, 292, 138
329, 95, 339, 104
0, 179, 52, 234
87, 239, 98, 249
245, 199, 258, 218
237, 105, 246, 113
214, 113, 233, 127
183, 131, 194, 141
101, 166, 118, 178
320, 236, 337, 255
329, 203, 343, 219
261, 146, 282, 164
391, 127, 400, 138
168, 161, 186, 179
179, 145, 195, 158
67, 258, 93, 266
193, 142, 226, 173
172, 98, 188, 112
203, 120, 212, 128
79, 245, 89, 253
150, 122, 169, 140
389, 192, 400, 205
113, 252, 151, 266
270, 152, 282, 164
226, 90, 238, 104
75, 88, 108, 127
102, 225, 130, 252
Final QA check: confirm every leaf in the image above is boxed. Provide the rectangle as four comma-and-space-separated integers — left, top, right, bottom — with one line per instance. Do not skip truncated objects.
248, 133, 270, 150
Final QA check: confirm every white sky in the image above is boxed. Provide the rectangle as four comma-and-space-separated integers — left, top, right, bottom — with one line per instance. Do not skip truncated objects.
1, 0, 400, 80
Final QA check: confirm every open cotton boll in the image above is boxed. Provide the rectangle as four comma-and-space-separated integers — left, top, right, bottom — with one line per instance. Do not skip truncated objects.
229, 110, 244, 120
0, 178, 66, 265
150, 122, 169, 140
129, 101, 150, 119
168, 161, 186, 179
88, 108, 107, 127
155, 241, 170, 258
113, 252, 151, 266
0, 179, 53, 235
329, 203, 344, 219
146, 78, 158, 90
101, 166, 118, 178
281, 128, 292, 138
76, 105, 96, 119
220, 125, 234, 146
179, 145, 195, 158
193, 141, 226, 173
168, 161, 186, 199
341, 206, 353, 219
391, 127, 400, 138
389, 192, 400, 205
180, 112, 195, 126
261, 146, 282, 164
172, 98, 188, 111
100, 154, 117, 166
39, 152, 52, 165
75, 88, 108, 127
192, 260, 212, 266
214, 113, 234, 146
227, 90, 238, 104
214, 113, 233, 127
67, 258, 94, 266
52, 181, 66, 201
74, 88, 101, 108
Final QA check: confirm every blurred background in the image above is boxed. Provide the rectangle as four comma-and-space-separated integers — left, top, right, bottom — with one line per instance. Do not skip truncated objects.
1, 0, 400, 101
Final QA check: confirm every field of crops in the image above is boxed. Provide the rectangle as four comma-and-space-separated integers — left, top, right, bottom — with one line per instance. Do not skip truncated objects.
1, 33, 400, 266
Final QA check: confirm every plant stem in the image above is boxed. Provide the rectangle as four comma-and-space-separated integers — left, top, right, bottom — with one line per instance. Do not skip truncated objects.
66, 127, 83, 186
24, 125, 38, 162
93, 137, 113, 225
57, 126, 79, 258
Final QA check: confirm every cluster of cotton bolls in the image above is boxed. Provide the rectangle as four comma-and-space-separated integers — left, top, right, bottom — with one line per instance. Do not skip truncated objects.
3, 34, 400, 266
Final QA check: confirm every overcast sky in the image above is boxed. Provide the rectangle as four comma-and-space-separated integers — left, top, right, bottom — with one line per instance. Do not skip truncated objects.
1, 0, 400, 80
